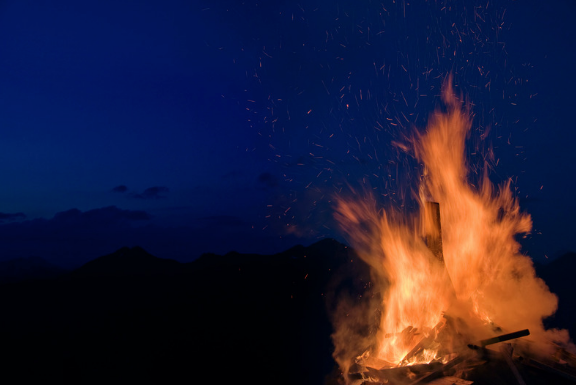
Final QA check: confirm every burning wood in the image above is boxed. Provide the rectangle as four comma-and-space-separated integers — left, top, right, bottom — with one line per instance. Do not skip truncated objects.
398, 319, 446, 367
349, 328, 536, 384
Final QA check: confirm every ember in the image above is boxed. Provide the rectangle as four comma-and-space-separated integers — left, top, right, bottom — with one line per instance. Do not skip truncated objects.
332, 77, 574, 384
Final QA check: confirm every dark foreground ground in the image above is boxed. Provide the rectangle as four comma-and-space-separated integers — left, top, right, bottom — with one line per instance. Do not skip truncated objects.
0, 239, 368, 384
0, 240, 573, 384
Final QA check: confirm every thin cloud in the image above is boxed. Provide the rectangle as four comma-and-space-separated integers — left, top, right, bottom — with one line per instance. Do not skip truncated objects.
52, 206, 150, 225
130, 186, 169, 200
111, 185, 128, 193
196, 215, 246, 227
0, 206, 152, 267
0, 212, 26, 222
257, 172, 278, 189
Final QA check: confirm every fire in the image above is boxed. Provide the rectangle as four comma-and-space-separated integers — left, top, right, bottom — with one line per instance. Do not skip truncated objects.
336, 198, 454, 366
332, 76, 569, 379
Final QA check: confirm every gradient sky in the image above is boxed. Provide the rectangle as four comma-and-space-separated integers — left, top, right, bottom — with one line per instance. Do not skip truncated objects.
0, 0, 575, 267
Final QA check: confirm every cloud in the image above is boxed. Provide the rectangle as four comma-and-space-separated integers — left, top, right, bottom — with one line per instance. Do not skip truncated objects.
257, 172, 278, 189
0, 205, 316, 269
111, 185, 128, 193
130, 186, 169, 200
196, 215, 246, 227
0, 212, 26, 222
53, 206, 150, 225
0, 206, 152, 268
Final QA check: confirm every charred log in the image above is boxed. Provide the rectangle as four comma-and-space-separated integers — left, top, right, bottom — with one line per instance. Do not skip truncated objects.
467, 329, 530, 349
425, 201, 444, 263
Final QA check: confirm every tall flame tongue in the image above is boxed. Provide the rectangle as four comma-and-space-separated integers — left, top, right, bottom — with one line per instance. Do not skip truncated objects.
334, 77, 567, 376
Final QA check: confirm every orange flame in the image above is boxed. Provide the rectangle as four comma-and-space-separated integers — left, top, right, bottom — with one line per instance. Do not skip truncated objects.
333, 76, 569, 378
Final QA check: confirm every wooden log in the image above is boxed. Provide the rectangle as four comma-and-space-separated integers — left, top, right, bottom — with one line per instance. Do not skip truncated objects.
425, 201, 444, 262
408, 354, 466, 385
363, 362, 443, 384
467, 329, 530, 349
424, 202, 457, 301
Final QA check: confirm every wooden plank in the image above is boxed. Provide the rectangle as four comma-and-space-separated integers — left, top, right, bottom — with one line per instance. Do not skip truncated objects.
499, 343, 526, 385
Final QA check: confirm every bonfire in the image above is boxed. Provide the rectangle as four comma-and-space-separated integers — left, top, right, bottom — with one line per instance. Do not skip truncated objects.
332, 77, 576, 384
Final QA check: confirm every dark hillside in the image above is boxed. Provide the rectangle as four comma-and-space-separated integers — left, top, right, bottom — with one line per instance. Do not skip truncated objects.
0, 242, 573, 384
0, 256, 66, 283
0, 239, 371, 384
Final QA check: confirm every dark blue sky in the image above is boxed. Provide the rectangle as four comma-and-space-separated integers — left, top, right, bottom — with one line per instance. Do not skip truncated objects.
0, 0, 575, 267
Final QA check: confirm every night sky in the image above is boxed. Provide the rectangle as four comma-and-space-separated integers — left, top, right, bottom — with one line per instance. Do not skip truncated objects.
0, 0, 575, 268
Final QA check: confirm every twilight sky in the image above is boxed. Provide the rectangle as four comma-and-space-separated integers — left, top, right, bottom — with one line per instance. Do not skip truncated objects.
0, 0, 575, 267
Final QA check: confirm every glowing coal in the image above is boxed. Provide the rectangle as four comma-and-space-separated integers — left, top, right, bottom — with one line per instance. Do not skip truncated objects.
332, 76, 572, 382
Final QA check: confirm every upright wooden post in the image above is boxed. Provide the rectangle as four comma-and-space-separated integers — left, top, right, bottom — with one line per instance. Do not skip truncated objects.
425, 201, 457, 300
426, 201, 444, 263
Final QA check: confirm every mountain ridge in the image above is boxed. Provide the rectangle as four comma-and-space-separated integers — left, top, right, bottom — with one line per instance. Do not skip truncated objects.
0, 255, 67, 283
0, 240, 573, 384
0, 238, 368, 384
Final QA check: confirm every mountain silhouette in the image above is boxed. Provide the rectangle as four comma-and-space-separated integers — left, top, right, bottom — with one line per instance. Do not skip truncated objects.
0, 239, 369, 385
72, 245, 181, 277
0, 240, 573, 384
0, 256, 67, 283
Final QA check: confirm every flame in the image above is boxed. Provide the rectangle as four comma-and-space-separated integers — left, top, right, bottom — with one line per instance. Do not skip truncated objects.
332, 76, 569, 378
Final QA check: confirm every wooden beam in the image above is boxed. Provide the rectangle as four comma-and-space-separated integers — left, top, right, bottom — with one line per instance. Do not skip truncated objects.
425, 201, 444, 263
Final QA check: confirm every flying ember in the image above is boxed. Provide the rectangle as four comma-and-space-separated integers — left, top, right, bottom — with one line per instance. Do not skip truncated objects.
332, 76, 571, 383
